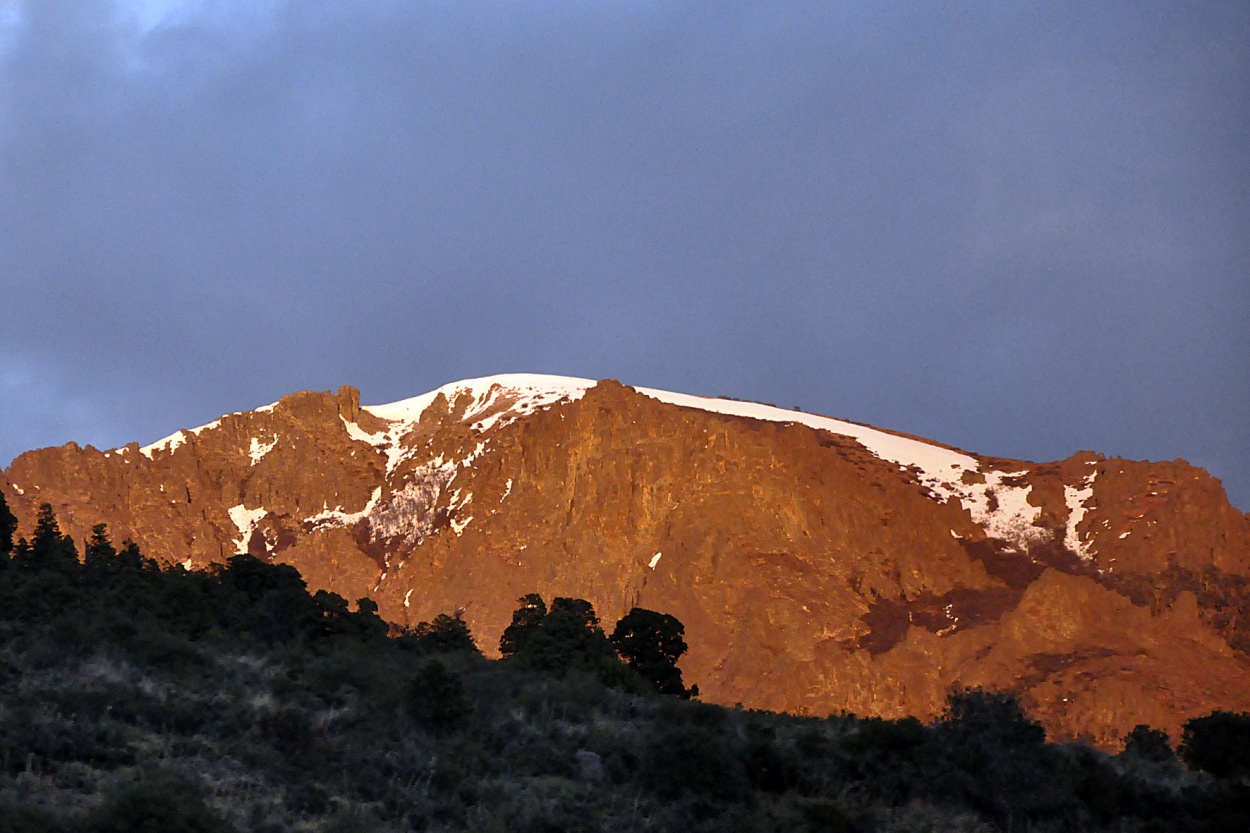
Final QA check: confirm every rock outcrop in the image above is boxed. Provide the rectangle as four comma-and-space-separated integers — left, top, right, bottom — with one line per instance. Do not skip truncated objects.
5, 374, 1249, 748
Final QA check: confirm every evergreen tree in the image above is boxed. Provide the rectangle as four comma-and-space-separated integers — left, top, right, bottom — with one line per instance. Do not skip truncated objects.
21, 503, 78, 571
117, 540, 154, 571
1179, 711, 1250, 777
498, 594, 624, 675
498, 593, 547, 657
404, 613, 480, 654
0, 491, 15, 555
1122, 724, 1174, 763
611, 607, 696, 698
84, 523, 117, 568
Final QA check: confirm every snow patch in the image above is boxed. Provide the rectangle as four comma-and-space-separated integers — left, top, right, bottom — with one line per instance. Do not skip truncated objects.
450, 515, 473, 536
341, 414, 386, 446
249, 434, 278, 464
227, 504, 267, 554
648, 552, 663, 569
449, 488, 472, 511
1118, 530, 1131, 539
137, 413, 228, 458
404, 588, 413, 608
141, 429, 187, 458
367, 458, 457, 546
188, 418, 221, 437
501, 478, 513, 502
957, 470, 1048, 548
304, 487, 383, 530
364, 373, 594, 433
1063, 472, 1098, 559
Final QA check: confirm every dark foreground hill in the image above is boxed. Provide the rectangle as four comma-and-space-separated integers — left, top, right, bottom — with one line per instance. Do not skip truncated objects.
0, 503, 1247, 832
4, 375, 1250, 749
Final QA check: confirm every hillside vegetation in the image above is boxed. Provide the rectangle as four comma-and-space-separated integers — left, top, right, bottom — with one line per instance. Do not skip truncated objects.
0, 498, 1246, 832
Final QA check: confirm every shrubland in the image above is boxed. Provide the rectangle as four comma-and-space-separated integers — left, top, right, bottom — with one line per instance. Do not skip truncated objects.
0, 498, 1246, 831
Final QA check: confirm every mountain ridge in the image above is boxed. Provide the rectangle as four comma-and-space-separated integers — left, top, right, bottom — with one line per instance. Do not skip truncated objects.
4, 374, 1249, 748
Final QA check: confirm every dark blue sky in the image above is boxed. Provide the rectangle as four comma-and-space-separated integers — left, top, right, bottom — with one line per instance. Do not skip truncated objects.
2, 1, 1247, 510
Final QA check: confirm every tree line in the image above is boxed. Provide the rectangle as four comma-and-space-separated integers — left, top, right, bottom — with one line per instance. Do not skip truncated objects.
0, 496, 696, 698
1, 493, 1249, 831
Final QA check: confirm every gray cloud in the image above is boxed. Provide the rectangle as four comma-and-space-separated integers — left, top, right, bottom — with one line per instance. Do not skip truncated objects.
2, 1, 1247, 509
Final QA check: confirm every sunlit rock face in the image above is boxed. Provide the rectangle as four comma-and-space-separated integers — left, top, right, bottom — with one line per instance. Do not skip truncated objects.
5, 374, 1249, 748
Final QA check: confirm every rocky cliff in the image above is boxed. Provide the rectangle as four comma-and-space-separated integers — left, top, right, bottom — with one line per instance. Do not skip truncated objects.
4, 374, 1249, 747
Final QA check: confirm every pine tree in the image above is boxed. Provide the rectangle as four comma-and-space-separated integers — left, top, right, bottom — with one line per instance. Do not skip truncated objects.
0, 491, 16, 555
84, 523, 117, 569
24, 503, 78, 569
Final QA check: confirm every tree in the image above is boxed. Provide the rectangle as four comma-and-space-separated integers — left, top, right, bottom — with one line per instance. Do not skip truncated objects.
498, 593, 547, 658
931, 689, 1059, 825
212, 554, 317, 643
403, 613, 479, 654
936, 688, 1046, 748
350, 597, 389, 641
0, 491, 15, 556
498, 594, 620, 675
84, 523, 117, 568
610, 607, 696, 698
1121, 724, 1174, 763
1179, 711, 1250, 778
26, 503, 78, 567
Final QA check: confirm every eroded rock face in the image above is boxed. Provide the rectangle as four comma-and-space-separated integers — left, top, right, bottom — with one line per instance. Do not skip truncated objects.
4, 374, 1249, 748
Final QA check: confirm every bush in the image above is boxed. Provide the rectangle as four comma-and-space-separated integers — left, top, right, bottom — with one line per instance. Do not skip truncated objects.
0, 801, 65, 833
641, 721, 747, 804
406, 659, 471, 733
85, 771, 237, 833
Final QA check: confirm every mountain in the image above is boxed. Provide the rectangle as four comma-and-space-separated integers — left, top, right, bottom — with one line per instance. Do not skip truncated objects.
3, 374, 1248, 747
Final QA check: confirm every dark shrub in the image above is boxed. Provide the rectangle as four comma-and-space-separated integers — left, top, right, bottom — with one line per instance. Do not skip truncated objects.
85, 771, 236, 833
0, 801, 65, 833
406, 658, 471, 732
743, 725, 799, 793
641, 721, 747, 803
1180, 710, 1250, 778
258, 705, 318, 759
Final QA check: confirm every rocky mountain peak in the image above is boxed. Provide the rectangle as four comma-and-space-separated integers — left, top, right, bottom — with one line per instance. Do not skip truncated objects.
3, 374, 1248, 748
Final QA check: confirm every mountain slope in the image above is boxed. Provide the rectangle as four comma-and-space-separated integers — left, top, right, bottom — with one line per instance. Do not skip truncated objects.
4, 374, 1249, 747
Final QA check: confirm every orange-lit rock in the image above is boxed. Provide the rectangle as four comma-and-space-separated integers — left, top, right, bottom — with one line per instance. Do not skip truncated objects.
4, 374, 1248, 748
